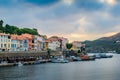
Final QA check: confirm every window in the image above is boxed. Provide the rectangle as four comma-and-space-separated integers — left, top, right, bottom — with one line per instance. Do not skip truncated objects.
8, 36, 11, 39
8, 44, 10, 48
4, 44, 6, 47
1, 44, 3, 47
12, 44, 14, 48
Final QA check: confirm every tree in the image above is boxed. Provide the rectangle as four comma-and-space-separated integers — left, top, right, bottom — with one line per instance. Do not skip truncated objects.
0, 20, 4, 32
21, 28, 38, 35
66, 43, 73, 50
0, 20, 39, 35
33, 28, 37, 32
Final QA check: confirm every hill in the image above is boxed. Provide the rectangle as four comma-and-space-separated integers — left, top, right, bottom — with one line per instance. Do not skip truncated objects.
0, 20, 38, 35
83, 32, 120, 53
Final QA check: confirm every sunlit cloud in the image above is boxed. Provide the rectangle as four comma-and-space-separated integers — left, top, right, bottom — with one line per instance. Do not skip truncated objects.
99, 0, 117, 6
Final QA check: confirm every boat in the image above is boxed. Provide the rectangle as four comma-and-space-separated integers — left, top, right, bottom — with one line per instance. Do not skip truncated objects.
52, 56, 69, 63
106, 54, 113, 58
80, 55, 95, 61
70, 56, 82, 61
34, 60, 41, 64
95, 54, 101, 59
99, 53, 113, 58
0, 61, 15, 67
17, 62, 23, 66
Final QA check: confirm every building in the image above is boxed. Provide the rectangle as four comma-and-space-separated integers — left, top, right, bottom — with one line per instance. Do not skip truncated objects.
46, 36, 61, 51
34, 35, 45, 52
21, 34, 34, 51
72, 41, 82, 50
11, 34, 29, 51
59, 37, 69, 50
0, 33, 11, 51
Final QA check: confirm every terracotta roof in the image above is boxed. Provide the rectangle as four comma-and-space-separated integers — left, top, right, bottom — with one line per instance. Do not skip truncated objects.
21, 34, 33, 39
11, 34, 27, 40
47, 36, 61, 42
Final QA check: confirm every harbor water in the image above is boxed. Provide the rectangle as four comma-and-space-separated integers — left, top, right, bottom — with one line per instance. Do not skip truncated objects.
0, 54, 120, 80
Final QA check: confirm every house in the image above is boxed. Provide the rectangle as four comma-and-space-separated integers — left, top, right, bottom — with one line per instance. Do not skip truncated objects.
11, 34, 19, 51
46, 36, 61, 51
39, 36, 45, 51
0, 33, 11, 51
34, 35, 45, 52
59, 37, 69, 50
11, 34, 29, 51
72, 41, 82, 50
21, 34, 34, 51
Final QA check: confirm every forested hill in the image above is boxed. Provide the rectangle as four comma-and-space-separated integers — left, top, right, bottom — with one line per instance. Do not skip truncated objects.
83, 32, 120, 53
0, 20, 39, 35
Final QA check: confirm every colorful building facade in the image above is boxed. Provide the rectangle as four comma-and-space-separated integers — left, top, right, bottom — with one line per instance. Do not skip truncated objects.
0, 33, 11, 51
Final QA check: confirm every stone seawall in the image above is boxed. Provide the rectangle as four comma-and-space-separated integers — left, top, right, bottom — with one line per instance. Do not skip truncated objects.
0, 51, 62, 58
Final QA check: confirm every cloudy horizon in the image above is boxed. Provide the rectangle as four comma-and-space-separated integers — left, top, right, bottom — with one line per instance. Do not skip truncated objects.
0, 0, 120, 42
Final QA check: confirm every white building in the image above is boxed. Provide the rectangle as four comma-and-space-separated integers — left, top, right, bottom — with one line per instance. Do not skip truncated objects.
47, 36, 61, 51
34, 35, 45, 52
48, 41, 60, 51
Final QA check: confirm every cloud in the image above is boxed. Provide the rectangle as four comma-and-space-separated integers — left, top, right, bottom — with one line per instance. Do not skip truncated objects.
62, 0, 74, 5
0, 0, 120, 41
73, 0, 105, 11
99, 0, 117, 6
23, 0, 60, 6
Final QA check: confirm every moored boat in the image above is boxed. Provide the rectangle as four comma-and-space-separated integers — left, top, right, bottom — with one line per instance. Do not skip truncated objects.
52, 56, 69, 63
80, 55, 95, 61
0, 61, 15, 67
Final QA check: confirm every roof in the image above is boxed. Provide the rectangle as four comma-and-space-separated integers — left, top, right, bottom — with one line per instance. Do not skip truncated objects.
0, 33, 10, 36
11, 34, 27, 40
21, 34, 34, 39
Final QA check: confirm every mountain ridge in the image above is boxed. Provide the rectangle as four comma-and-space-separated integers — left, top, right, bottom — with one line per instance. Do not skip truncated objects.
83, 32, 120, 53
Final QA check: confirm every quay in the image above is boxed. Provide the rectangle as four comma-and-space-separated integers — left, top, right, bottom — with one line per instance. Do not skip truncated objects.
0, 51, 62, 67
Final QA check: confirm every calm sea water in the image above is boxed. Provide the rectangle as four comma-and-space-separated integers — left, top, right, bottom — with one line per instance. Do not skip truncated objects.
0, 54, 120, 80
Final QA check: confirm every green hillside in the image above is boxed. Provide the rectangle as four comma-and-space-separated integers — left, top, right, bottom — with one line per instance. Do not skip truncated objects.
83, 33, 120, 53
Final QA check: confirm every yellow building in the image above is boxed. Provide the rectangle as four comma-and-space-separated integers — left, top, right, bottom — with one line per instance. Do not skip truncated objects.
0, 33, 11, 51
72, 41, 82, 50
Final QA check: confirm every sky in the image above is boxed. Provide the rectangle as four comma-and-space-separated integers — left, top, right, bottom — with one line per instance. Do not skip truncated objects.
0, 0, 120, 42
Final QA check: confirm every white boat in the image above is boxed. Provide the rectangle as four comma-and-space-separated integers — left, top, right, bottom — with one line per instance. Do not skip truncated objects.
0, 61, 15, 67
52, 56, 69, 63
70, 56, 82, 61
17, 62, 23, 66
